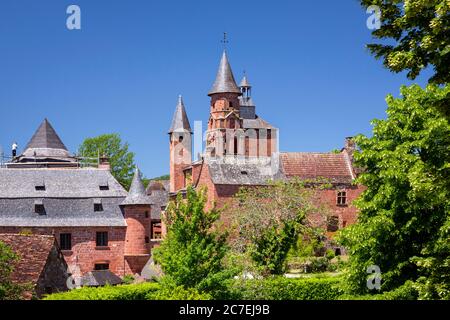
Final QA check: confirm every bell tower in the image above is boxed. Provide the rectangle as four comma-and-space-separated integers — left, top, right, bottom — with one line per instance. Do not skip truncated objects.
169, 95, 192, 192
206, 51, 244, 158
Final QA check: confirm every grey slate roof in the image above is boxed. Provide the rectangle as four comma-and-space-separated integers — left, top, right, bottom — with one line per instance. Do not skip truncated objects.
208, 51, 241, 96
239, 75, 251, 88
19, 119, 74, 160
168, 96, 192, 134
207, 156, 284, 185
0, 168, 127, 227
146, 180, 169, 220
243, 117, 275, 129
121, 168, 153, 206
81, 270, 123, 287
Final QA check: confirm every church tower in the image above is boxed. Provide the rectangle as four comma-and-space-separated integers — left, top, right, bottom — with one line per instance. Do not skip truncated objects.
121, 168, 153, 275
169, 95, 192, 192
206, 51, 244, 158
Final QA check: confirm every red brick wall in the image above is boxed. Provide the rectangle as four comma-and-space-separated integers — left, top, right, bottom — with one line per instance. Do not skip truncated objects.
0, 226, 127, 276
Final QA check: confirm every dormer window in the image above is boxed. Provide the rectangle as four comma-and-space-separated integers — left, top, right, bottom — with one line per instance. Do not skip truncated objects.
337, 191, 347, 206
99, 179, 109, 191
34, 200, 45, 215
34, 178, 45, 191
94, 199, 103, 212
35, 185, 46, 191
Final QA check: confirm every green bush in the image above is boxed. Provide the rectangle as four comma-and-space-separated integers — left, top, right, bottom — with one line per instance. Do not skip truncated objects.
44, 282, 160, 300
224, 276, 343, 300
339, 281, 419, 300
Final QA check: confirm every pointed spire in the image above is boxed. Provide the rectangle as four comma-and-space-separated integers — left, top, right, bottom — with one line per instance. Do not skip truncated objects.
121, 167, 153, 206
168, 95, 192, 134
25, 118, 68, 151
208, 51, 241, 96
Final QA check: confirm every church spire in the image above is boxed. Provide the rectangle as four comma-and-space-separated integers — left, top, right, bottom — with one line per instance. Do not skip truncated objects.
168, 95, 192, 134
208, 51, 241, 96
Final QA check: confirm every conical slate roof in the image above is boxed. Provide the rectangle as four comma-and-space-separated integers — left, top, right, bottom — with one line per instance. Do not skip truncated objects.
21, 119, 72, 159
168, 95, 192, 134
121, 168, 153, 206
208, 51, 241, 96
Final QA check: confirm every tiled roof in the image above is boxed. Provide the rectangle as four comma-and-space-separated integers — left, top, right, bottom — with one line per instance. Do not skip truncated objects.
0, 234, 61, 285
279, 152, 355, 184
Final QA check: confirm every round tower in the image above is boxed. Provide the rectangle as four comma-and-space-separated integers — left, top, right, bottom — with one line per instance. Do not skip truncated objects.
121, 168, 153, 274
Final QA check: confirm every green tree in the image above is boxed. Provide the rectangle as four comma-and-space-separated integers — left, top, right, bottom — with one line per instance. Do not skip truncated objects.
153, 187, 231, 293
0, 241, 29, 300
338, 84, 450, 299
78, 134, 135, 189
361, 0, 450, 84
230, 179, 324, 276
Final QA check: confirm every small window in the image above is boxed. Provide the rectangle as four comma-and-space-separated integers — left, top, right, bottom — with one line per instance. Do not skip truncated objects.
60, 233, 72, 250
94, 263, 109, 271
151, 221, 162, 240
179, 136, 184, 143
327, 216, 339, 232
99, 185, 109, 191
145, 211, 149, 218
161, 206, 166, 211
35, 185, 46, 191
96, 232, 108, 247
241, 171, 248, 175
94, 199, 103, 212
34, 200, 45, 215
337, 191, 347, 206
145, 236, 150, 244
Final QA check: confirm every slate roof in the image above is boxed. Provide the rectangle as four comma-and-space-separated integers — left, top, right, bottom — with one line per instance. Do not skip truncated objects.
81, 271, 123, 287
208, 51, 241, 96
0, 168, 127, 227
168, 96, 192, 134
19, 119, 74, 161
279, 152, 355, 184
243, 117, 275, 129
0, 234, 63, 285
146, 180, 169, 220
121, 168, 153, 206
239, 75, 251, 88
207, 156, 284, 185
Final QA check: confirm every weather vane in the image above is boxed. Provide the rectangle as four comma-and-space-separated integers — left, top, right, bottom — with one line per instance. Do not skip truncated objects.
221, 32, 229, 50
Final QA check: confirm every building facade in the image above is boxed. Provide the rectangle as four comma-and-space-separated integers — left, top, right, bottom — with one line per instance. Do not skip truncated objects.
0, 119, 158, 277
169, 51, 364, 237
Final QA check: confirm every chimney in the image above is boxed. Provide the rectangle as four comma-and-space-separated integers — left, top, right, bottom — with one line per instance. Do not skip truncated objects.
98, 154, 111, 171
344, 137, 356, 162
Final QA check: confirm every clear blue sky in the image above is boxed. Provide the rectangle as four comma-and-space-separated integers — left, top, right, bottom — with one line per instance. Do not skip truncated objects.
0, 0, 431, 178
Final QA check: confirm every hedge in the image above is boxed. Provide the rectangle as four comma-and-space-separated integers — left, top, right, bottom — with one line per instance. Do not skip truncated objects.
44, 282, 160, 300
223, 276, 344, 300
339, 281, 419, 300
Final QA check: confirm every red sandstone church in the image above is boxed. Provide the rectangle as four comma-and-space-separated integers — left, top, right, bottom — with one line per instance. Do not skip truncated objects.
168, 51, 364, 234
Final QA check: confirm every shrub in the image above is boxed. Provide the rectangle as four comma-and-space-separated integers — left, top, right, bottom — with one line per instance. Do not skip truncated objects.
339, 281, 419, 300
44, 282, 160, 300
224, 276, 343, 300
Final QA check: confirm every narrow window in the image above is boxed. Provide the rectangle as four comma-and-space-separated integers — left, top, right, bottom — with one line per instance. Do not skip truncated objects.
337, 191, 347, 206
145, 236, 150, 244
96, 232, 108, 247
34, 200, 45, 215
94, 199, 103, 212
94, 263, 109, 271
151, 221, 162, 240
60, 233, 72, 250
145, 211, 149, 218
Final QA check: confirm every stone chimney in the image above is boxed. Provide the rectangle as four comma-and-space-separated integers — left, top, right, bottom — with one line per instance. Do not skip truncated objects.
344, 137, 356, 163
98, 154, 111, 171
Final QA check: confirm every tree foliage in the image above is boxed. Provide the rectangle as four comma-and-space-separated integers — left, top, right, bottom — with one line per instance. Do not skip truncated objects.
361, 0, 450, 84
0, 241, 29, 300
338, 84, 450, 299
78, 133, 135, 189
152, 187, 231, 292
229, 179, 326, 276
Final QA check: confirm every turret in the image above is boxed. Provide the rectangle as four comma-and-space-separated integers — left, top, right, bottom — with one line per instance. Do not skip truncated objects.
169, 95, 192, 192
121, 168, 153, 274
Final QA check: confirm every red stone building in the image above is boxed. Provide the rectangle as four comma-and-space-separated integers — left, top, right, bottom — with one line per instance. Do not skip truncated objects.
168, 51, 364, 237
0, 119, 157, 278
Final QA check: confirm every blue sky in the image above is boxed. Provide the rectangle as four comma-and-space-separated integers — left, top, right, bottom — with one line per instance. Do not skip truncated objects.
0, 0, 431, 178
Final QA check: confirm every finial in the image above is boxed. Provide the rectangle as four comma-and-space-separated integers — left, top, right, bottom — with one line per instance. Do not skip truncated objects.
221, 32, 229, 50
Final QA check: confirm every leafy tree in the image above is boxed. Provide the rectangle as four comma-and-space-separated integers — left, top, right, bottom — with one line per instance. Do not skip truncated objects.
78, 134, 135, 189
229, 179, 325, 276
152, 187, 231, 293
0, 241, 29, 300
361, 0, 450, 84
338, 84, 450, 299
